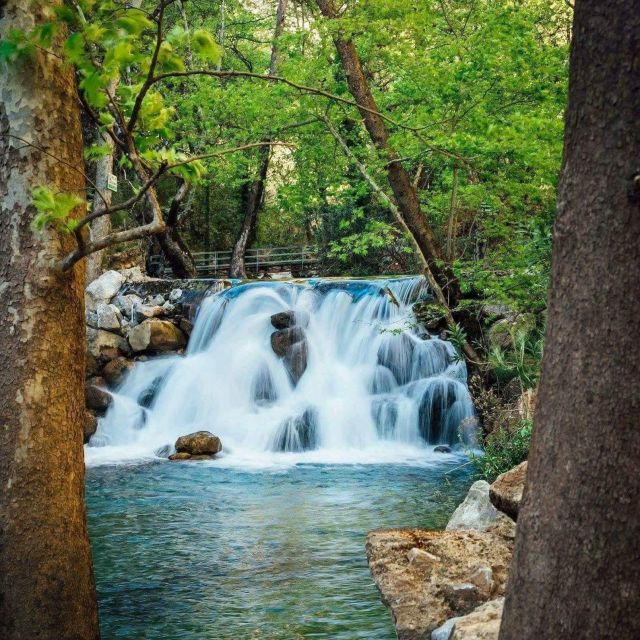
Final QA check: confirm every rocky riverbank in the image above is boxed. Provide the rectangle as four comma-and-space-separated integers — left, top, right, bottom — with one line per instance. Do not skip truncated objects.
366, 464, 527, 640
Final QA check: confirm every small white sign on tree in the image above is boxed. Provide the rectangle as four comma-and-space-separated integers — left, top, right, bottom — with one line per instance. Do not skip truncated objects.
107, 173, 118, 193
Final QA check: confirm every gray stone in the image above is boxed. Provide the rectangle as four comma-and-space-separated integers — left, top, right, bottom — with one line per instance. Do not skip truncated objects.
169, 288, 183, 302
151, 294, 165, 306
113, 293, 143, 318
443, 583, 482, 615
432, 618, 457, 640
86, 270, 124, 307
446, 481, 512, 534
95, 303, 122, 331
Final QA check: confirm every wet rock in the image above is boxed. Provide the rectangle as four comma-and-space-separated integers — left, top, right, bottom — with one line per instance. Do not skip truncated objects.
271, 310, 296, 330
87, 327, 131, 362
138, 376, 163, 408
175, 431, 222, 456
272, 409, 318, 451
270, 326, 305, 356
169, 452, 192, 461
490, 461, 527, 521
102, 357, 134, 388
179, 318, 194, 336
366, 528, 513, 640
284, 339, 308, 384
84, 411, 98, 443
128, 319, 186, 352
413, 301, 449, 331
377, 333, 415, 385
86, 270, 124, 308
86, 377, 111, 413
270, 310, 310, 330
446, 481, 515, 538
434, 445, 452, 453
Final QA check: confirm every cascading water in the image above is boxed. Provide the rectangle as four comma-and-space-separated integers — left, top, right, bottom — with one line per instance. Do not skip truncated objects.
86, 276, 476, 466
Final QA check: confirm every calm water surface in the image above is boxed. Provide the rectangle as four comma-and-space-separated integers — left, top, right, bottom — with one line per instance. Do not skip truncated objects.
86, 460, 473, 639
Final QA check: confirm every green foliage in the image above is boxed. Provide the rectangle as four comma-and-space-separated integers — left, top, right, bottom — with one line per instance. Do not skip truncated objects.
488, 327, 544, 389
469, 420, 533, 483
31, 187, 85, 233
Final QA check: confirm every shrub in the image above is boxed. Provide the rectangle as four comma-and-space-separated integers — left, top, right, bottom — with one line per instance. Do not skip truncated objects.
470, 420, 533, 483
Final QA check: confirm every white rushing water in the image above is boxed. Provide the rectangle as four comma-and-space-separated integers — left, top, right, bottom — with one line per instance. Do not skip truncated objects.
86, 277, 476, 467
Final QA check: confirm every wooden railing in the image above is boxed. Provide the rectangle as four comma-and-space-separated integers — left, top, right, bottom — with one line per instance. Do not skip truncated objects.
149, 245, 319, 278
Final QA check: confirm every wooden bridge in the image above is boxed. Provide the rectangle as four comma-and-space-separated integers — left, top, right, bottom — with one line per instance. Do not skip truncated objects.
150, 245, 319, 278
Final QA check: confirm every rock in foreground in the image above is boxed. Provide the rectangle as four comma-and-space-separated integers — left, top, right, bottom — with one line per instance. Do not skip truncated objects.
432, 597, 504, 640
169, 431, 222, 460
489, 461, 527, 521
366, 528, 513, 640
446, 480, 515, 538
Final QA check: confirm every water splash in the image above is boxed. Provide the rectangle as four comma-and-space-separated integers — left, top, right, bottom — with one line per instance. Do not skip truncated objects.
86, 277, 475, 466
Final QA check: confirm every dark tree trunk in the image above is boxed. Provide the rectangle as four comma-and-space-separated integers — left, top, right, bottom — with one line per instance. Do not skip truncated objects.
229, 0, 289, 279
0, 3, 100, 639
500, 2, 640, 638
316, 0, 460, 305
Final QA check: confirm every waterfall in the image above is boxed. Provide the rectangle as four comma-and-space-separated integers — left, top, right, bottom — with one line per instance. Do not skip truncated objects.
86, 277, 476, 466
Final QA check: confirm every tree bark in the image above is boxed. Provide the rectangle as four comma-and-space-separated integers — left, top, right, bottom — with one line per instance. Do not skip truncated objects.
499, 2, 640, 638
0, 3, 100, 639
229, 0, 289, 279
156, 181, 197, 278
85, 130, 115, 282
316, 0, 460, 305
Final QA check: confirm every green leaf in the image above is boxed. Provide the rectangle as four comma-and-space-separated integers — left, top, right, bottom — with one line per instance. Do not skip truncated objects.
192, 29, 222, 64
79, 71, 108, 108
115, 13, 154, 36
31, 186, 85, 232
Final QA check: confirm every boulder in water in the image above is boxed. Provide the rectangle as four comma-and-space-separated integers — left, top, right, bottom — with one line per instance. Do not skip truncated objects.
489, 461, 527, 521
102, 357, 134, 388
272, 409, 318, 451
128, 319, 186, 352
434, 445, 452, 453
270, 309, 310, 330
270, 326, 305, 356
175, 431, 222, 456
169, 452, 192, 461
85, 377, 111, 413
284, 339, 308, 384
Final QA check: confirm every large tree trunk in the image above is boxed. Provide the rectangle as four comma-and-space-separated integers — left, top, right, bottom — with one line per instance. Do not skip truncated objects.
229, 0, 289, 279
0, 3, 100, 639
316, 0, 460, 305
499, 2, 640, 638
